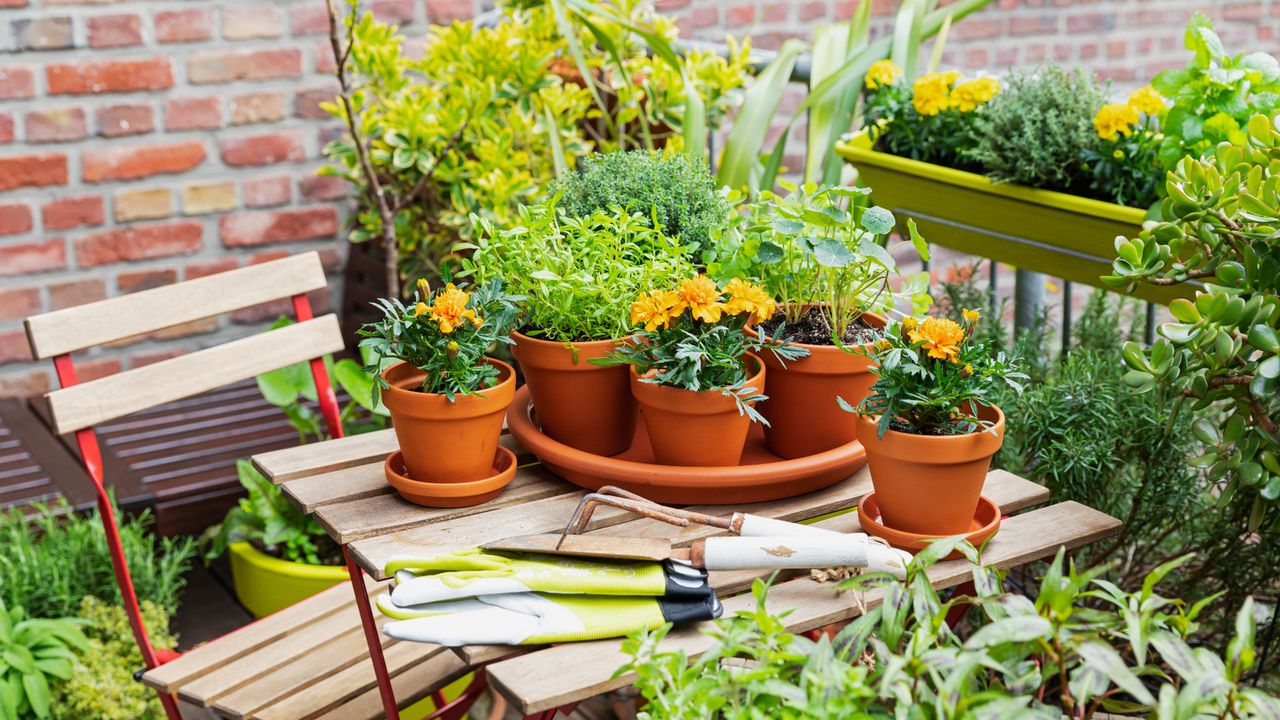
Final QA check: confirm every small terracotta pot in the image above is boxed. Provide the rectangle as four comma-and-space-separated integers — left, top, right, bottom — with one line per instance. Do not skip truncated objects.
511, 331, 635, 457
380, 358, 515, 484
855, 403, 1004, 535
630, 353, 764, 467
759, 309, 886, 459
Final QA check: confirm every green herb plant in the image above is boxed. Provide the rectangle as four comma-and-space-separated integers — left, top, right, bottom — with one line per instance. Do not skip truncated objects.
463, 200, 693, 343
597, 276, 807, 423
204, 461, 340, 566
711, 183, 931, 343
0, 502, 194, 620
1106, 113, 1280, 529
1154, 13, 1280, 169
969, 66, 1106, 196
51, 597, 176, 720
0, 599, 87, 720
620, 545, 1280, 719
359, 278, 522, 400
550, 150, 730, 257
853, 311, 1026, 437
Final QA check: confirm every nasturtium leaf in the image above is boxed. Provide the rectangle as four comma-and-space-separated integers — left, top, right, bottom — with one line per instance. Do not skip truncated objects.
812, 239, 855, 267
861, 206, 896, 235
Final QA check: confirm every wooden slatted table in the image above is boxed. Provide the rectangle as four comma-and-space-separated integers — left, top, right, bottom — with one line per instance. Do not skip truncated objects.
253, 427, 1121, 718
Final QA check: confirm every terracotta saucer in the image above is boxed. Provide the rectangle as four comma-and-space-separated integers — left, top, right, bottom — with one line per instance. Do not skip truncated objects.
506, 386, 866, 505
857, 493, 1001, 559
383, 446, 516, 508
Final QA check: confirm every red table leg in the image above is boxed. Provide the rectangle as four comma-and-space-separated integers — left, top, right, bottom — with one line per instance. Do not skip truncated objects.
346, 548, 400, 720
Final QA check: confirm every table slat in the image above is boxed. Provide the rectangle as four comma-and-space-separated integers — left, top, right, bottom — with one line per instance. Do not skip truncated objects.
254, 429, 399, 483
487, 500, 1121, 714
310, 650, 471, 720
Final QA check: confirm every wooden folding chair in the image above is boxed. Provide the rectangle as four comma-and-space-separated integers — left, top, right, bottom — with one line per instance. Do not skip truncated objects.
24, 252, 464, 719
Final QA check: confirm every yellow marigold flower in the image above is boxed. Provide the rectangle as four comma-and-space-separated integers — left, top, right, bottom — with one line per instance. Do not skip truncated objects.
962, 363, 974, 376
631, 290, 679, 331
875, 339, 893, 352
674, 275, 724, 324
447, 341, 459, 351
909, 317, 966, 363
416, 278, 430, 297
901, 316, 918, 332
949, 76, 1001, 112
722, 278, 777, 324
912, 72, 958, 116
1094, 102, 1140, 141
865, 59, 902, 90
962, 308, 981, 323
414, 301, 430, 317
1127, 85, 1165, 115
420, 283, 477, 334
1112, 149, 1125, 160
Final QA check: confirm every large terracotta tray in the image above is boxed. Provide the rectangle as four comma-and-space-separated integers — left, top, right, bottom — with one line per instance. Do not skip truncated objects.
506, 386, 867, 504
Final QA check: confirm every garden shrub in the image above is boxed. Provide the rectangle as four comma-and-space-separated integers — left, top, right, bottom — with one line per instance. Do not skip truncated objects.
969, 66, 1105, 195
0, 501, 195, 620
622, 546, 1279, 718
551, 150, 730, 257
50, 597, 176, 720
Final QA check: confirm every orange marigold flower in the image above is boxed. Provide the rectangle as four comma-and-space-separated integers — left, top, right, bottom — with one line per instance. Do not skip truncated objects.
414, 301, 430, 317
722, 278, 777, 324
674, 275, 724, 324
420, 283, 478, 334
909, 317, 966, 362
631, 290, 680, 331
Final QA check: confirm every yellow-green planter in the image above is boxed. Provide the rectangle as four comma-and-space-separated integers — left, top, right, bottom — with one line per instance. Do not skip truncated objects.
836, 131, 1186, 305
227, 541, 347, 618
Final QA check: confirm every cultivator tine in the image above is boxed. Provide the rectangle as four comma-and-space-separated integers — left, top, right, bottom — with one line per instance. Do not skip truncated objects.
554, 485, 735, 550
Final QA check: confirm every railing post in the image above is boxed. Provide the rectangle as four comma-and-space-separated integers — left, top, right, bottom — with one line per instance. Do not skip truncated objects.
1013, 269, 1045, 339
1061, 280, 1073, 354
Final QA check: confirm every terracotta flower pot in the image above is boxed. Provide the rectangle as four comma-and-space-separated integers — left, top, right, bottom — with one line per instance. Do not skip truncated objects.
380, 358, 515, 483
855, 403, 1004, 535
630, 353, 764, 467
511, 331, 635, 457
759, 310, 886, 459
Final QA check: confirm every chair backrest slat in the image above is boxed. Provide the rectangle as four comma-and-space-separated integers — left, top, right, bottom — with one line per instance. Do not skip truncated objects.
24, 253, 327, 360
45, 314, 345, 435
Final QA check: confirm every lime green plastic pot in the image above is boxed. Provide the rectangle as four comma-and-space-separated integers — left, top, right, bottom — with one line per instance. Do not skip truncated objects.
227, 541, 347, 618
836, 132, 1186, 305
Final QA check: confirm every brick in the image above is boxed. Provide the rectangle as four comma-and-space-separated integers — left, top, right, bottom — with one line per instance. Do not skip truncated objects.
47, 58, 173, 95
0, 114, 13, 144
187, 49, 302, 84
1010, 16, 1057, 35
1067, 13, 1114, 33
0, 67, 35, 100
797, 1, 827, 22
222, 4, 284, 39
155, 8, 213, 43
220, 207, 338, 247
965, 48, 990, 67
761, 3, 789, 22
372, 0, 414, 24
0, 371, 51, 397
230, 92, 286, 125
13, 17, 73, 51
656, 0, 691, 7
185, 258, 239, 279
725, 4, 754, 26
96, 103, 153, 137
75, 222, 203, 267
0, 240, 66, 276
0, 0, 29, 7
231, 288, 329, 324
299, 174, 346, 201
0, 287, 40, 321
87, 14, 141, 47
83, 141, 205, 183
42, 196, 104, 231
0, 154, 68, 191
290, 2, 329, 35
165, 97, 222, 131
181, 182, 237, 215
314, 41, 335, 73
76, 357, 122, 382
243, 174, 292, 207
219, 131, 306, 167
0, 203, 33, 236
294, 86, 337, 119
113, 187, 172, 222
49, 277, 106, 309
117, 268, 177, 293
426, 0, 473, 23
24, 108, 87, 142
0, 331, 32, 364
130, 349, 186, 367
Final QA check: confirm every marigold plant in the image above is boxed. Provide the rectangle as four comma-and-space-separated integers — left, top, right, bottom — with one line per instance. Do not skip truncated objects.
850, 309, 1026, 437
358, 278, 522, 400
597, 275, 807, 423
1086, 85, 1167, 207
863, 64, 999, 168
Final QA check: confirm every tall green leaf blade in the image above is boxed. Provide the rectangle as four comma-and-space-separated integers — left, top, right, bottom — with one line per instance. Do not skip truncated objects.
891, 0, 926, 79
716, 39, 807, 191
805, 24, 850, 184
927, 12, 953, 73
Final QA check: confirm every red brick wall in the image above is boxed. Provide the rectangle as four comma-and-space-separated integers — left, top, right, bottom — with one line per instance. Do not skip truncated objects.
0, 0, 1276, 396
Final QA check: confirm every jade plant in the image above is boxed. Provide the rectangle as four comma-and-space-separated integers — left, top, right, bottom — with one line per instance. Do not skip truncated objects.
1105, 113, 1280, 528
620, 544, 1280, 719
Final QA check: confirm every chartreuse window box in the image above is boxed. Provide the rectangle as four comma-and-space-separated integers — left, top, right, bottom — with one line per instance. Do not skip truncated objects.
835, 131, 1186, 305
227, 541, 346, 618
